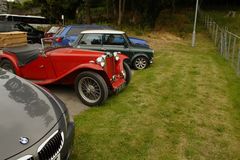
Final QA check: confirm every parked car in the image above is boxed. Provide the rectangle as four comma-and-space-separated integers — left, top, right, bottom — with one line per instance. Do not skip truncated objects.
44, 26, 61, 38
0, 42, 131, 106
52, 24, 149, 47
52, 24, 112, 47
0, 68, 74, 160
73, 30, 154, 70
0, 21, 44, 43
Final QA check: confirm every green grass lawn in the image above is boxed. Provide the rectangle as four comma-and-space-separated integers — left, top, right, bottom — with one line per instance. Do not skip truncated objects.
71, 33, 240, 160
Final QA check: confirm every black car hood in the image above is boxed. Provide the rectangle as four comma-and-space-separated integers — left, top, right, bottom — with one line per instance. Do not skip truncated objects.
0, 69, 62, 159
131, 43, 150, 49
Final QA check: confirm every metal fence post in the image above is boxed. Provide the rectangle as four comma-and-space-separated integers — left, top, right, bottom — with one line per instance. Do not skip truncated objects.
215, 25, 218, 45
204, 16, 206, 27
237, 48, 240, 76
209, 18, 212, 33
207, 16, 209, 29
232, 37, 236, 67
212, 21, 215, 40
224, 29, 228, 59
220, 30, 224, 55
204, 16, 205, 27
227, 33, 231, 60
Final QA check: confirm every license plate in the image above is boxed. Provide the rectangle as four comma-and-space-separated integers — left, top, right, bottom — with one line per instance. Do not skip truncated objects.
116, 82, 126, 93
54, 154, 61, 160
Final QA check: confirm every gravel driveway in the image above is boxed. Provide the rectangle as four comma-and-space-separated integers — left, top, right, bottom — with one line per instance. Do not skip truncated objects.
46, 85, 89, 116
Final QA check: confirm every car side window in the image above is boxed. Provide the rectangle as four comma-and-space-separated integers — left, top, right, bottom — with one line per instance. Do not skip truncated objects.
103, 34, 126, 46
79, 34, 102, 45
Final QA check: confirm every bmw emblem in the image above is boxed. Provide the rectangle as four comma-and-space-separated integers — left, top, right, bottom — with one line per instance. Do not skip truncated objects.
19, 137, 29, 145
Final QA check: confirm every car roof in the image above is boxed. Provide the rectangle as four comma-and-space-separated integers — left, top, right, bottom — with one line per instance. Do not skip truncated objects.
65, 24, 113, 28
81, 30, 125, 34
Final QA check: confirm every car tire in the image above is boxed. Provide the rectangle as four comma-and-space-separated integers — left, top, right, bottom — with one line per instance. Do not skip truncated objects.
133, 56, 149, 70
0, 59, 15, 74
75, 71, 109, 106
123, 62, 131, 85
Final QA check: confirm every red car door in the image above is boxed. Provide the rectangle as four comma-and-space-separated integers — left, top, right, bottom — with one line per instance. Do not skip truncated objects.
20, 55, 49, 80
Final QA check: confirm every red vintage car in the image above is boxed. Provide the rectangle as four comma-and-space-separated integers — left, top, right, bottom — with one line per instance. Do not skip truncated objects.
0, 43, 131, 106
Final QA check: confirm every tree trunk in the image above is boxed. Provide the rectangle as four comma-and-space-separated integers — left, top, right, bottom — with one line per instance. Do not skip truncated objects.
106, 0, 110, 18
171, 0, 175, 13
122, 0, 126, 14
85, 0, 91, 24
113, 0, 117, 18
117, 0, 122, 25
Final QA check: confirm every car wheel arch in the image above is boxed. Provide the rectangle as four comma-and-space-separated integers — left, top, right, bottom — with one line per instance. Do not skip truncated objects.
0, 58, 18, 74
70, 68, 112, 88
130, 53, 150, 64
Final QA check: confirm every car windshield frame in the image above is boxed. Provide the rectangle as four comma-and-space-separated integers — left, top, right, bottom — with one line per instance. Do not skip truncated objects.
123, 33, 133, 46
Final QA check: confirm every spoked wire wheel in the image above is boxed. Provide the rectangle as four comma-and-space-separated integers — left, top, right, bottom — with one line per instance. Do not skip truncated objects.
78, 77, 102, 104
75, 71, 108, 106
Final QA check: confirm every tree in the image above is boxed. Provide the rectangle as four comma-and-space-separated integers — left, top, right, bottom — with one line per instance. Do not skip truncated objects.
117, 0, 125, 25
85, 0, 91, 24
33, 0, 83, 23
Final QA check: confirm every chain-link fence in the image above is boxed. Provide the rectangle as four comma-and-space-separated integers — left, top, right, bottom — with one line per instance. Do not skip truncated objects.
202, 14, 240, 76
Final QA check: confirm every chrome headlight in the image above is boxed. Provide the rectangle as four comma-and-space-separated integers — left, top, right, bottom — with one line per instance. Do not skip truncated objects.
96, 55, 106, 67
113, 52, 120, 61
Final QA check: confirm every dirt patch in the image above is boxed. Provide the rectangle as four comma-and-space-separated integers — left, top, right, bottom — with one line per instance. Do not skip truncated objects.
137, 31, 182, 51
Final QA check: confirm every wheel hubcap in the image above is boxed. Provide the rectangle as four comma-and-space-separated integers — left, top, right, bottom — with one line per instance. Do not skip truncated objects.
135, 58, 147, 69
78, 77, 101, 104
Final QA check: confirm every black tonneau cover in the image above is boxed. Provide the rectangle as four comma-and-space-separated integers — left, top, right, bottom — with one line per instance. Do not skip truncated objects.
3, 44, 41, 66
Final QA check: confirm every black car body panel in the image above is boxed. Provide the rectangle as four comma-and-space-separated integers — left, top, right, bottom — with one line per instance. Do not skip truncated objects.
0, 69, 74, 160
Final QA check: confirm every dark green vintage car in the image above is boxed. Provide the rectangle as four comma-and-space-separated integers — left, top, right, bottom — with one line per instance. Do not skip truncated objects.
73, 30, 154, 70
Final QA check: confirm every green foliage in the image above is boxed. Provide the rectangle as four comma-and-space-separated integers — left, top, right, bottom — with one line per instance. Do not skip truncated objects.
33, 0, 83, 23
154, 9, 193, 36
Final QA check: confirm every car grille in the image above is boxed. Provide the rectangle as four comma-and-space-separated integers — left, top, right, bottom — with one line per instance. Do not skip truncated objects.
105, 57, 116, 77
38, 130, 64, 160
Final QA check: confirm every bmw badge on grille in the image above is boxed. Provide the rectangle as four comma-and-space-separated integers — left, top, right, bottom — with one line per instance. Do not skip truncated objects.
19, 137, 29, 145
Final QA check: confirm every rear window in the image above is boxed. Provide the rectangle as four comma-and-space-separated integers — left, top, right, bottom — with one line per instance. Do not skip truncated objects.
66, 27, 84, 36
103, 34, 126, 45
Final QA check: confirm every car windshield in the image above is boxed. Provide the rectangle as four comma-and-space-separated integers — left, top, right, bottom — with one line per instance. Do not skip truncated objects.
47, 26, 60, 33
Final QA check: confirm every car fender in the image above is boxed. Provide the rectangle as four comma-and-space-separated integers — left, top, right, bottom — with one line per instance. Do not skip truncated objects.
119, 54, 129, 62
117, 54, 130, 70
130, 53, 150, 64
0, 53, 21, 75
68, 63, 112, 85
37, 63, 109, 85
